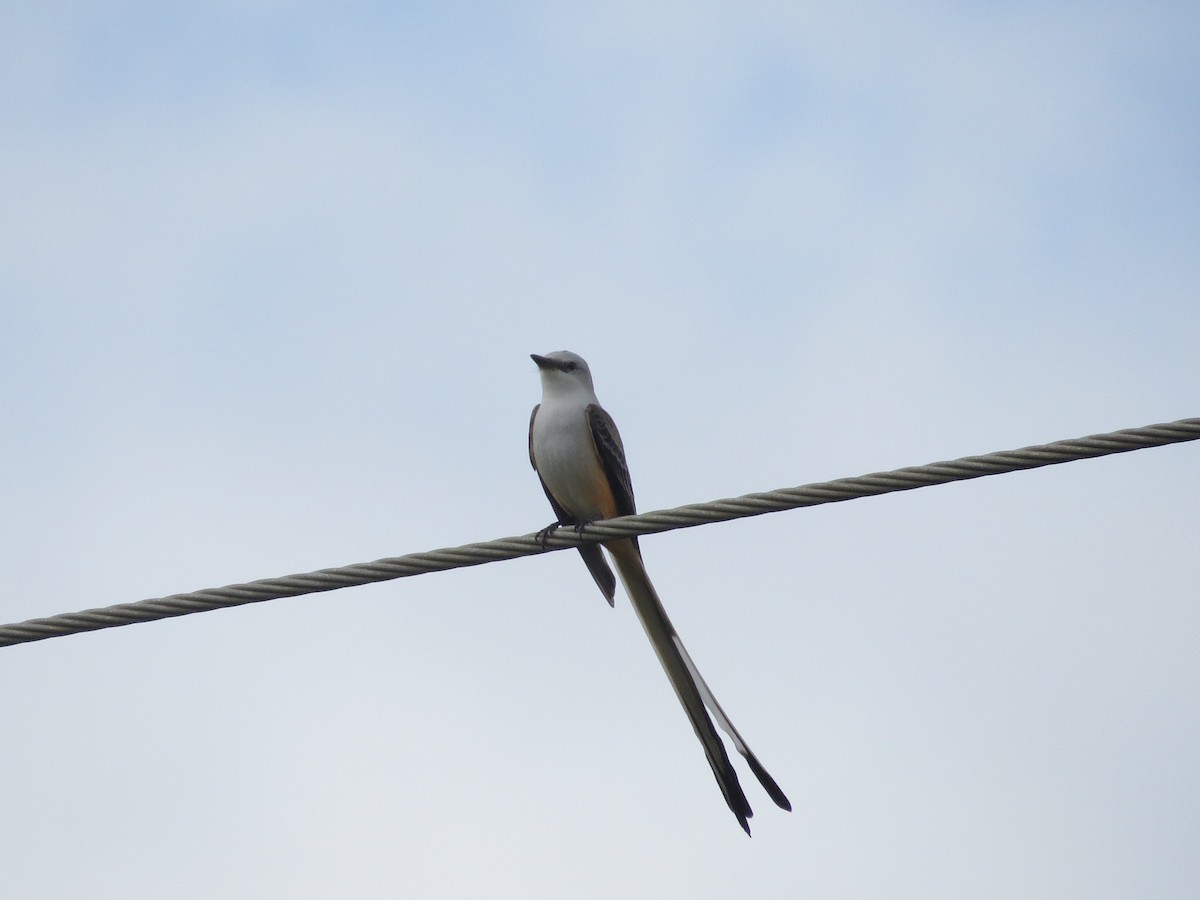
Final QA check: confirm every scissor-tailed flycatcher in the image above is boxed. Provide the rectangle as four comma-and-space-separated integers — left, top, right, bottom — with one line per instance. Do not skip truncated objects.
529, 350, 791, 835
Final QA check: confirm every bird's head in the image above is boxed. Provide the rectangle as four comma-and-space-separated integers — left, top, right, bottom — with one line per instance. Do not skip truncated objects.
531, 350, 596, 394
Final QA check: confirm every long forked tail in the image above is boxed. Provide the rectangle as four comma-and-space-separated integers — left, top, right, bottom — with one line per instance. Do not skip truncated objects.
605, 540, 791, 834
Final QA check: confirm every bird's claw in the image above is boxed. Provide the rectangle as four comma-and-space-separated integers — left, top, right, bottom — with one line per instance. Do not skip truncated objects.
535, 523, 560, 549
535, 520, 591, 550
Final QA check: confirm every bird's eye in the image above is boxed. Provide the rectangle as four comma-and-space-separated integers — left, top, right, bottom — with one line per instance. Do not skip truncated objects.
565, 361, 577, 371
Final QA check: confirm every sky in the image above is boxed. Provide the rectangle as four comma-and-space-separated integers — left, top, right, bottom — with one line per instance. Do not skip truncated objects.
2, 2, 1198, 897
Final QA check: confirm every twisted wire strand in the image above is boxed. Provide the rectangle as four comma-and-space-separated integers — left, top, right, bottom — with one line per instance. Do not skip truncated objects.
2, 416, 1196, 649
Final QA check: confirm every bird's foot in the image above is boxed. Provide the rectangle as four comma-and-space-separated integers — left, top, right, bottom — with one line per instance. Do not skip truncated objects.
535, 520, 592, 549
535, 523, 561, 549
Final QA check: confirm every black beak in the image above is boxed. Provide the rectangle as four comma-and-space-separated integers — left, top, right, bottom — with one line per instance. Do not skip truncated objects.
530, 354, 558, 371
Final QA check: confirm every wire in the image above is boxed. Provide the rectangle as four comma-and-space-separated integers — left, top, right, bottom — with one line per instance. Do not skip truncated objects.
1, 416, 1197, 649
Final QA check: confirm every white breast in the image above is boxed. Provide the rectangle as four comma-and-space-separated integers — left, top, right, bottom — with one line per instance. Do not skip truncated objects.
532, 400, 613, 521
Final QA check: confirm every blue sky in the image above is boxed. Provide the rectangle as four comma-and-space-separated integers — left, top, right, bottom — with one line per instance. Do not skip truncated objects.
2, 3, 1198, 897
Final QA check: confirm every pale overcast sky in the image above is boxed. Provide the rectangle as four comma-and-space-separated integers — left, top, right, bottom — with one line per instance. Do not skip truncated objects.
2, 3, 1198, 898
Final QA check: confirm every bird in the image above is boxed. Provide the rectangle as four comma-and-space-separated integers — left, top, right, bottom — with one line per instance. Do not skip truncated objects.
528, 350, 791, 834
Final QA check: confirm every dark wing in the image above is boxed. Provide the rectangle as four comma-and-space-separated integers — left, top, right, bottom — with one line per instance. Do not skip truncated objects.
527, 405, 541, 472
586, 404, 636, 518
530, 404, 616, 605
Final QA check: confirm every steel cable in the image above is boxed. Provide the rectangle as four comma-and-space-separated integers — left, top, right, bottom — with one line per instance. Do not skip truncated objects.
2, 416, 1196, 649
